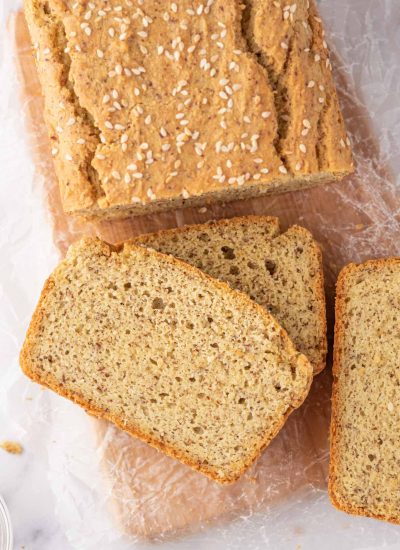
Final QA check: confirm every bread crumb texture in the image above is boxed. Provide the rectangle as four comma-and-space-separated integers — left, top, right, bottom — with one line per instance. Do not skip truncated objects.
134, 216, 326, 374
0, 441, 24, 455
20, 237, 312, 482
24, 0, 353, 218
330, 259, 400, 524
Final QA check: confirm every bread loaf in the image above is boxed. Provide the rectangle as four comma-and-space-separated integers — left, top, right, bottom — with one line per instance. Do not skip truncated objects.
24, 0, 353, 219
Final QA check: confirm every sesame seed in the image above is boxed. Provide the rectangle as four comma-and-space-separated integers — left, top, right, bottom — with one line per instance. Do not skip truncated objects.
182, 189, 190, 199
161, 143, 171, 151
105, 121, 113, 129
340, 138, 346, 148
84, 27, 92, 36
65, 154, 72, 161
133, 172, 143, 179
145, 115, 152, 125
112, 170, 121, 179
281, 42, 288, 50
243, 116, 251, 123
127, 163, 138, 171
253, 173, 261, 180
318, 97, 324, 104
254, 158, 263, 164
103, 94, 110, 104
303, 119, 311, 128
108, 28, 115, 37
51, 148, 58, 156
262, 111, 271, 119
314, 54, 321, 62
346, 137, 351, 146
124, 173, 131, 184
66, 117, 76, 126
279, 165, 288, 174
260, 168, 269, 174
138, 31, 148, 38
307, 80, 315, 88
115, 123, 125, 130
96, 49, 104, 58
295, 162, 302, 170
157, 45, 164, 55
299, 143, 307, 153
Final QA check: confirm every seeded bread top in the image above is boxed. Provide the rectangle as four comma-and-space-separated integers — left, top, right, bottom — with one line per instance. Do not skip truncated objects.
25, 0, 352, 213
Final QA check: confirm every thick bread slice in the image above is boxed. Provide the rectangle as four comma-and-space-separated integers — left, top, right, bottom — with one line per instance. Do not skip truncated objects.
329, 259, 400, 523
20, 237, 312, 483
134, 216, 326, 374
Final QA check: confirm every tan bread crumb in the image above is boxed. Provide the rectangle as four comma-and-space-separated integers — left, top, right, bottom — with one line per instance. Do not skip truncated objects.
0, 440, 23, 454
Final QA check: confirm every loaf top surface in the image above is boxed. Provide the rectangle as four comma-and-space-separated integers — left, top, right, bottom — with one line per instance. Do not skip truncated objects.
25, 0, 353, 214
134, 215, 326, 374
20, 237, 313, 483
330, 259, 400, 524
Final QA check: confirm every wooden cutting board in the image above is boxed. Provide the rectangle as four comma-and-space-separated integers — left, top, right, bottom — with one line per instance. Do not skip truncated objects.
12, 9, 400, 539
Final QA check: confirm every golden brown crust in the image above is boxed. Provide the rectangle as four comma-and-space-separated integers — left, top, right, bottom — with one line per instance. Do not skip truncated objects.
133, 215, 327, 375
329, 258, 400, 524
24, 0, 353, 220
20, 237, 313, 484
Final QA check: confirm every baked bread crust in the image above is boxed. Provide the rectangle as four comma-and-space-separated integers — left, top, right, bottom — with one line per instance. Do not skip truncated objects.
132, 215, 327, 374
24, 0, 353, 219
329, 258, 400, 524
20, 237, 313, 483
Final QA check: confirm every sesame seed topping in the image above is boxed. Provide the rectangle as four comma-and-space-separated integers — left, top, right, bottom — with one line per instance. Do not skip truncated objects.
262, 111, 271, 119
295, 162, 302, 171
279, 165, 288, 174
299, 143, 307, 153
307, 80, 315, 88
65, 154, 73, 161
182, 189, 190, 199
96, 49, 104, 58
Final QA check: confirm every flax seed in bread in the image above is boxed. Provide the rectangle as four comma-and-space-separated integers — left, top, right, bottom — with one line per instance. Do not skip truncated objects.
20, 237, 312, 483
24, 0, 353, 219
134, 216, 326, 374
329, 259, 400, 524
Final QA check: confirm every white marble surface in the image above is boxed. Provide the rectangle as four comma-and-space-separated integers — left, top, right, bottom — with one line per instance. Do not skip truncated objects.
1, 0, 400, 549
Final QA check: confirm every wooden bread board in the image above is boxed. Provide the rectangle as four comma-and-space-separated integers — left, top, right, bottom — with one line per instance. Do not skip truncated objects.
12, 9, 400, 539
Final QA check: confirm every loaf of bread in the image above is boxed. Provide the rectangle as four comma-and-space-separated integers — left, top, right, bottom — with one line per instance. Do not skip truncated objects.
20, 237, 312, 483
134, 216, 326, 374
329, 259, 400, 523
24, 0, 353, 219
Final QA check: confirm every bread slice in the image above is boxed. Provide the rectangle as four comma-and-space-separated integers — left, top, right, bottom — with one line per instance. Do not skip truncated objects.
20, 237, 312, 483
24, 0, 353, 219
134, 216, 326, 374
329, 259, 400, 523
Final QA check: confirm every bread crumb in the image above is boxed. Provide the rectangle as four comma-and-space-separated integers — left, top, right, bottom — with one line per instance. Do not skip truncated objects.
198, 207, 208, 213
0, 440, 23, 454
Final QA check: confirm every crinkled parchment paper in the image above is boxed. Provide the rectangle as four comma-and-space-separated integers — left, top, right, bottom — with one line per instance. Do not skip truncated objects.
2, 1, 400, 548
